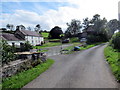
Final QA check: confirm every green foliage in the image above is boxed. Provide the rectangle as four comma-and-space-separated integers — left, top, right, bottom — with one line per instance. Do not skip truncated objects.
63, 42, 104, 54
110, 32, 120, 50
49, 26, 63, 39
1, 40, 16, 65
104, 46, 120, 81
65, 19, 82, 37
85, 14, 109, 44
87, 34, 108, 44
107, 19, 120, 38
22, 41, 33, 51
2, 59, 54, 88
70, 37, 79, 43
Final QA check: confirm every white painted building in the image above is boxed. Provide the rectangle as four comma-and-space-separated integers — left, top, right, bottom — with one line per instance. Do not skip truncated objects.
2, 33, 25, 47
15, 29, 44, 46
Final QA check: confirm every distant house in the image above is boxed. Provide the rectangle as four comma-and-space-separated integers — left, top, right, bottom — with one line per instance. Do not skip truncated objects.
1, 33, 25, 47
15, 29, 44, 46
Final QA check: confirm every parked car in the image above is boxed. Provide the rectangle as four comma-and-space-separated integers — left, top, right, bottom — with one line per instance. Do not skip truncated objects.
62, 38, 70, 43
80, 38, 87, 42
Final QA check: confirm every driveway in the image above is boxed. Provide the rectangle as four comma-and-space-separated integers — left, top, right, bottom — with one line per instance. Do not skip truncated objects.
45, 44, 73, 56
23, 44, 119, 88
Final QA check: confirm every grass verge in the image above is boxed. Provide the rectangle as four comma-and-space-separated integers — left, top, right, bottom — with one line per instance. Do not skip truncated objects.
2, 59, 54, 89
104, 45, 120, 82
33, 42, 61, 49
63, 42, 105, 54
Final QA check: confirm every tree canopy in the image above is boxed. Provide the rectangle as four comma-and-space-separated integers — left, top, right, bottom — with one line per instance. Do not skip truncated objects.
65, 19, 82, 37
49, 26, 63, 39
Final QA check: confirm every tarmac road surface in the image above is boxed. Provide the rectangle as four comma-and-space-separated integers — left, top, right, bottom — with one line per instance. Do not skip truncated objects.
23, 44, 119, 88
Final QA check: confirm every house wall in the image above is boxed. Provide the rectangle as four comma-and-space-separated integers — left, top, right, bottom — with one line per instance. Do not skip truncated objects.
7, 41, 25, 46
25, 36, 44, 46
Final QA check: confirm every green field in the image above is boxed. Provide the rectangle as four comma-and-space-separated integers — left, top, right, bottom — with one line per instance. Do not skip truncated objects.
41, 32, 49, 38
2, 59, 54, 89
104, 45, 120, 81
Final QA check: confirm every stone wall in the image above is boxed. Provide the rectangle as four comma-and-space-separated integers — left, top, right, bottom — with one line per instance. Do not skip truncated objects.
2, 54, 47, 78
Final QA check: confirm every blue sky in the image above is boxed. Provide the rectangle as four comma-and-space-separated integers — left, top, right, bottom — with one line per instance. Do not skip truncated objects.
2, 2, 70, 14
1, 0, 120, 31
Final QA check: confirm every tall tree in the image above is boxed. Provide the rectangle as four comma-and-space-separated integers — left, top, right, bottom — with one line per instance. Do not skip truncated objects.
65, 19, 82, 37
86, 14, 109, 43
107, 19, 120, 38
49, 26, 63, 39
35, 24, 41, 33
6, 24, 14, 31
82, 17, 91, 30
16, 25, 26, 30
27, 26, 32, 31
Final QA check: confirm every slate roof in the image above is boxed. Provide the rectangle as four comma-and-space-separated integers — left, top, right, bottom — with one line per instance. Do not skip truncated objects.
2, 33, 24, 41
20, 30, 42, 37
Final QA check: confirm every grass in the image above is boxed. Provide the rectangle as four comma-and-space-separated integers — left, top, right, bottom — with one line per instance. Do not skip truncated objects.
70, 37, 79, 43
37, 49, 49, 53
33, 42, 61, 49
63, 42, 105, 54
41, 32, 49, 38
104, 45, 120, 81
2, 59, 54, 89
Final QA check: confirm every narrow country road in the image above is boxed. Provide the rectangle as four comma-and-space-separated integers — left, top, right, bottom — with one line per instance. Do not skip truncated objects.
23, 44, 119, 88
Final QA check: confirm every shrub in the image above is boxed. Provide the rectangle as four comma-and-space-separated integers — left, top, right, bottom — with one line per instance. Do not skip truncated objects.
1, 40, 16, 65
110, 32, 120, 50
70, 37, 79, 43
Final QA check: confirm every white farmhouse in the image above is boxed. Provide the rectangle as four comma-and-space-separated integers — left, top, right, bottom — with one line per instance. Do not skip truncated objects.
15, 29, 44, 46
1, 33, 25, 46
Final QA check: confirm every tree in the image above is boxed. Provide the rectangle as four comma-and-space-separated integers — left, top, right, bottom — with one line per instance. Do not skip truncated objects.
65, 19, 82, 37
16, 25, 26, 30
107, 19, 120, 38
49, 26, 63, 39
82, 17, 91, 30
27, 26, 32, 31
6, 24, 14, 31
86, 14, 109, 43
35, 24, 41, 33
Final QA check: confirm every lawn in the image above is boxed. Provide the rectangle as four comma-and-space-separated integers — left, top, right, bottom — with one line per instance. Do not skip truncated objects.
33, 42, 61, 49
2, 59, 54, 89
41, 32, 49, 38
104, 45, 120, 81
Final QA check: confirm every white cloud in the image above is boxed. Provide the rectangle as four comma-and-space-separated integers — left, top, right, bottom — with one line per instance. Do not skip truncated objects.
1, 0, 120, 32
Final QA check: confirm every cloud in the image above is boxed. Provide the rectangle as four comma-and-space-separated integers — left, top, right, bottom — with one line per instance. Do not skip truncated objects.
1, 0, 120, 32
1, 6, 81, 31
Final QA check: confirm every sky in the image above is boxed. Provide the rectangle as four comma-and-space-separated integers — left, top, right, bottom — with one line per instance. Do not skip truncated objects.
1, 0, 120, 32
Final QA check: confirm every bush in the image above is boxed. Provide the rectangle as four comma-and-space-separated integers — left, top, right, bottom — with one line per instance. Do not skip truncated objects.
70, 37, 79, 43
110, 32, 120, 50
86, 34, 108, 44
21, 41, 33, 51
1, 40, 16, 65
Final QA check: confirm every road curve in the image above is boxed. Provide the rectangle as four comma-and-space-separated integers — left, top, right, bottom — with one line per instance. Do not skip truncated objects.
23, 44, 119, 88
